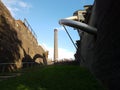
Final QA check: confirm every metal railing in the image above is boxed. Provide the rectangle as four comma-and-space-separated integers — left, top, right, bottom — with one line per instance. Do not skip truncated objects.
24, 18, 37, 39
0, 62, 42, 73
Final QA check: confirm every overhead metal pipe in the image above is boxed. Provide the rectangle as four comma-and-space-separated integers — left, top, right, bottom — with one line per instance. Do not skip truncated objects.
65, 16, 78, 21
59, 19, 97, 35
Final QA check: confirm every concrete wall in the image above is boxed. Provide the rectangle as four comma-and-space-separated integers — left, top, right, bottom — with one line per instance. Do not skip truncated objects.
91, 1, 120, 89
75, 0, 120, 89
0, 1, 48, 71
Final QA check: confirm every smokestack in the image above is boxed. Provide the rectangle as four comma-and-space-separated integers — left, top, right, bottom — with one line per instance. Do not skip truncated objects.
54, 29, 58, 62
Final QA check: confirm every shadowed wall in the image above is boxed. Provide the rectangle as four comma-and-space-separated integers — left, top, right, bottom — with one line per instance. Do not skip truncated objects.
75, 0, 120, 89
0, 1, 48, 71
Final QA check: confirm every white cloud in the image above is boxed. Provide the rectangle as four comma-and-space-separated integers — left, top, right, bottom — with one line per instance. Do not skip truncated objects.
54, 26, 64, 31
42, 44, 75, 61
58, 48, 75, 60
19, 1, 31, 8
7, 7, 19, 16
1, 0, 31, 17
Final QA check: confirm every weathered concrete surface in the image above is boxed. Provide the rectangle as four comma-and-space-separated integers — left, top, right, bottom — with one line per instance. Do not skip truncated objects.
91, 1, 120, 90
0, 1, 48, 71
75, 0, 120, 89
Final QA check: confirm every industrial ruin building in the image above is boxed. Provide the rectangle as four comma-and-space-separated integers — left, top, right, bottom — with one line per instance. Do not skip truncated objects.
59, 0, 120, 90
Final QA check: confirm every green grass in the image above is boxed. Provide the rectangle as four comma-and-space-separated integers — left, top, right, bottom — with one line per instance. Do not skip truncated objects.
0, 65, 105, 90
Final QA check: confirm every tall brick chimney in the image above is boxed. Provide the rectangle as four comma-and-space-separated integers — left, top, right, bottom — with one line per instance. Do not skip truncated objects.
54, 29, 58, 62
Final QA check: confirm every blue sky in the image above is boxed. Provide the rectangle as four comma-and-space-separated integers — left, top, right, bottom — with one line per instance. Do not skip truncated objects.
2, 0, 94, 60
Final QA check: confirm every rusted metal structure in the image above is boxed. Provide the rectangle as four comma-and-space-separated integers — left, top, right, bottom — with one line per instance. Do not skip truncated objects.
59, 0, 120, 90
